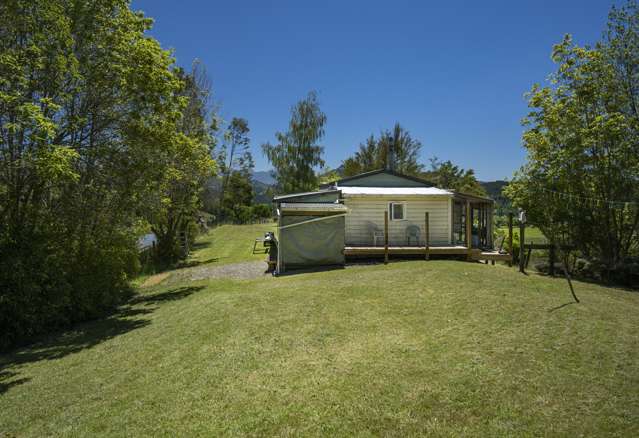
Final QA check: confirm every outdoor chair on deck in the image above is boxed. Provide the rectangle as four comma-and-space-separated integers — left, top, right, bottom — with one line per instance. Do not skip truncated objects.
368, 222, 385, 246
406, 225, 421, 246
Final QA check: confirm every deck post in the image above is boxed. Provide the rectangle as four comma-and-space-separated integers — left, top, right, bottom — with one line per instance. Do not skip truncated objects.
507, 213, 513, 267
424, 212, 430, 261
465, 201, 472, 261
519, 220, 526, 273
549, 243, 556, 277
490, 207, 496, 266
384, 210, 389, 264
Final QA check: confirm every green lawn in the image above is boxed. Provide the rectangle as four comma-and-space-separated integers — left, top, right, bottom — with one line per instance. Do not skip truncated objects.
498, 225, 548, 244
1, 227, 639, 436
187, 222, 275, 267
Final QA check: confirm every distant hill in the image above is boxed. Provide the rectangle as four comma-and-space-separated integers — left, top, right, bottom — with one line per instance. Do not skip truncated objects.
252, 170, 276, 186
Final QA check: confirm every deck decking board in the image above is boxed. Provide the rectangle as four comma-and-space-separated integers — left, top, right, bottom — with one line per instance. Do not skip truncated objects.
343, 245, 512, 261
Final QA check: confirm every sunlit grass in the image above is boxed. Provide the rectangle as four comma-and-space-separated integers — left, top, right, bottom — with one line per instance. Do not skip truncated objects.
187, 222, 275, 266
1, 226, 638, 436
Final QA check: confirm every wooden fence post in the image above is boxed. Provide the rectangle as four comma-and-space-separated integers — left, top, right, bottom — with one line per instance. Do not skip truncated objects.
549, 243, 556, 277
424, 212, 430, 261
466, 201, 472, 261
508, 213, 513, 267
519, 220, 526, 273
384, 210, 389, 265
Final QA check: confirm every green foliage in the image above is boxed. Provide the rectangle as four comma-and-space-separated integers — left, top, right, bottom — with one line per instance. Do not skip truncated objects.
506, 1, 639, 276
0, 0, 204, 349
147, 64, 217, 265
342, 123, 424, 176
262, 91, 326, 193
252, 203, 272, 220
317, 167, 341, 187
481, 180, 512, 215
217, 203, 272, 225
424, 158, 487, 196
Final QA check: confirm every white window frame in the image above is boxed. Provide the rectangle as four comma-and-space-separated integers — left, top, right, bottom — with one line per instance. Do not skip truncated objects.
389, 201, 407, 221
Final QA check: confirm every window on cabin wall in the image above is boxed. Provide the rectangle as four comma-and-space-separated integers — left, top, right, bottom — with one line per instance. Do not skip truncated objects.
389, 202, 406, 221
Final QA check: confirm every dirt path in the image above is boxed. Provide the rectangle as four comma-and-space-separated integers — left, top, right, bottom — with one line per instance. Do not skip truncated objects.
168, 260, 270, 284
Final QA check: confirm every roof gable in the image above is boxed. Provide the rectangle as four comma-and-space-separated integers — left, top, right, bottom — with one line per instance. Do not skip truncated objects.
327, 169, 434, 188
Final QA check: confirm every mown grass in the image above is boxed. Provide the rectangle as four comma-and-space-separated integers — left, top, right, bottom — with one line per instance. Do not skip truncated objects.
187, 222, 275, 267
498, 225, 547, 244
1, 229, 638, 436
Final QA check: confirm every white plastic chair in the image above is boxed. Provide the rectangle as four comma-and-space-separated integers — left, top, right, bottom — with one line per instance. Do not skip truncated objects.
368, 222, 385, 246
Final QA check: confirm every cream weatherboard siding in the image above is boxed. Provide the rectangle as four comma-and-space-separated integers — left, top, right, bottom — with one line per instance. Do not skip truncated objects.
343, 195, 452, 246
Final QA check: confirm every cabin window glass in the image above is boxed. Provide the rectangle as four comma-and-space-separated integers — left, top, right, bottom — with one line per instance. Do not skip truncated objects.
390, 202, 406, 221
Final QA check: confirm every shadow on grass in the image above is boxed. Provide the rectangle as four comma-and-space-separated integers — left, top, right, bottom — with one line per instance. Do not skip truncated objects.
0, 370, 30, 395
548, 301, 577, 312
276, 264, 345, 277
0, 286, 204, 395
131, 286, 203, 305
190, 239, 213, 252
176, 257, 220, 269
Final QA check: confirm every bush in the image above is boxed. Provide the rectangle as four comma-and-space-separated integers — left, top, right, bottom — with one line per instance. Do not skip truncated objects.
572, 256, 639, 287
252, 203, 272, 220
0, 228, 135, 351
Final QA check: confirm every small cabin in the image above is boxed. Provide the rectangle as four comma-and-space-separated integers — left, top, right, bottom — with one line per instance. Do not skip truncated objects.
272, 169, 509, 273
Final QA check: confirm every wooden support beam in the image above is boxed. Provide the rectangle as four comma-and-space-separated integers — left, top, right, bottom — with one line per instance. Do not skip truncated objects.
384, 210, 389, 265
465, 201, 472, 261
480, 206, 484, 247
424, 212, 430, 261
508, 213, 513, 267
519, 220, 526, 273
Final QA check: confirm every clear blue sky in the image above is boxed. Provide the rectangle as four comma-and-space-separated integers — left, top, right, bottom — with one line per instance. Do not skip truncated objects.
132, 0, 620, 181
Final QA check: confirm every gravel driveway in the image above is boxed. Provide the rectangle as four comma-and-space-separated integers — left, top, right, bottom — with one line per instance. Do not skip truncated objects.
168, 260, 270, 284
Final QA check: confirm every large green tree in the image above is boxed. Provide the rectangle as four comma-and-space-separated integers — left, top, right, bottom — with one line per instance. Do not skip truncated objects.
216, 117, 254, 221
506, 1, 639, 277
342, 123, 423, 176
0, 0, 187, 348
262, 91, 326, 193
423, 158, 486, 197
147, 63, 216, 264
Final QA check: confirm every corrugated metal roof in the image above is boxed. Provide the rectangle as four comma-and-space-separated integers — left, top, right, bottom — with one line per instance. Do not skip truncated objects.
279, 202, 348, 212
339, 186, 453, 196
272, 189, 340, 201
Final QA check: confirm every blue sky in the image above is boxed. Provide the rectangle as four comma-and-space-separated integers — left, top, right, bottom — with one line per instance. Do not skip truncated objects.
132, 0, 619, 181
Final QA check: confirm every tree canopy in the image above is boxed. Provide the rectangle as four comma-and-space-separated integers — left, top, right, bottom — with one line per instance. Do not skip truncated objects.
342, 123, 423, 176
423, 158, 487, 197
262, 91, 326, 193
505, 1, 639, 278
0, 0, 214, 349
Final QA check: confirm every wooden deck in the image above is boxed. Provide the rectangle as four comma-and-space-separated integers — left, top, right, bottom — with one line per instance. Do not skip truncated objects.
343, 245, 512, 262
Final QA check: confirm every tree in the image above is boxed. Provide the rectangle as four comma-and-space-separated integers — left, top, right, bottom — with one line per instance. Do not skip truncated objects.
0, 0, 188, 348
214, 117, 254, 222
317, 167, 341, 187
342, 135, 379, 176
505, 1, 639, 281
147, 63, 216, 264
262, 91, 326, 193
342, 123, 424, 176
424, 158, 486, 196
